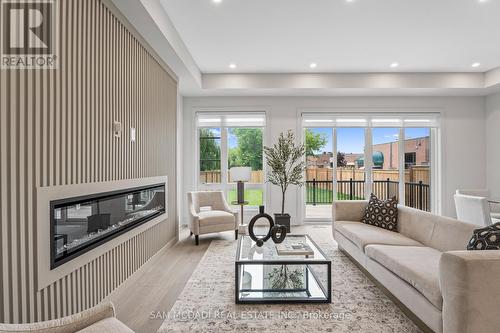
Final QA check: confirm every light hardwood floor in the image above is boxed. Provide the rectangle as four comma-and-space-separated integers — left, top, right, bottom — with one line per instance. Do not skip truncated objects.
106, 224, 332, 333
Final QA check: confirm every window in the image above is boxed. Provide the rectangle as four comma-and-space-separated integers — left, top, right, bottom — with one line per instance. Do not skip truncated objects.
372, 128, 400, 201
337, 128, 366, 200
305, 128, 333, 219
197, 113, 266, 208
199, 128, 221, 184
227, 128, 264, 206
404, 128, 431, 211
302, 114, 439, 217
405, 152, 416, 169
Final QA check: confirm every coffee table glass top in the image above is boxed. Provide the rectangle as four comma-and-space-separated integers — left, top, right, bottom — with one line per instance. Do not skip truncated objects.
236, 234, 328, 262
235, 234, 331, 303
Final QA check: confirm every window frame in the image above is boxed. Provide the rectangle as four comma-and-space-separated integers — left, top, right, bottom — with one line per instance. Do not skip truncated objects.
300, 112, 441, 222
195, 111, 267, 211
198, 128, 222, 184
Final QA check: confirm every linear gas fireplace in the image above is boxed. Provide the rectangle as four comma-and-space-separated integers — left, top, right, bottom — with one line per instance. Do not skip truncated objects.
50, 183, 165, 269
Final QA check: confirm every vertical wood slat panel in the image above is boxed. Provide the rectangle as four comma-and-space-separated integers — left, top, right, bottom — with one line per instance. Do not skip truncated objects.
0, 0, 177, 323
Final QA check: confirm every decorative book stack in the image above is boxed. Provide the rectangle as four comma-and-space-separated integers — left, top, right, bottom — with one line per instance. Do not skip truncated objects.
276, 242, 314, 256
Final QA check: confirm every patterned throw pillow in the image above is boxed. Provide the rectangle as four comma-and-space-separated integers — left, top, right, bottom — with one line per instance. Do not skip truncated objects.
362, 193, 398, 232
467, 223, 500, 250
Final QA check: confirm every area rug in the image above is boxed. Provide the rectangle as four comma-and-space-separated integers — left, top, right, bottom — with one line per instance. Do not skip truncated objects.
157, 236, 421, 333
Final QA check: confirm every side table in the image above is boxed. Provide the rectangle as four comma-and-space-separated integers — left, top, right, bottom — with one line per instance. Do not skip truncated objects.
232, 201, 249, 235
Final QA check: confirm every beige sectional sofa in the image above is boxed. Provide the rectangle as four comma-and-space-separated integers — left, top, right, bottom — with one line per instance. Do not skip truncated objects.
333, 200, 500, 333
0, 302, 133, 333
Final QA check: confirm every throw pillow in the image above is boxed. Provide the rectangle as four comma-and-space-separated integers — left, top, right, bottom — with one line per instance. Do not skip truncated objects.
362, 193, 398, 232
467, 223, 500, 250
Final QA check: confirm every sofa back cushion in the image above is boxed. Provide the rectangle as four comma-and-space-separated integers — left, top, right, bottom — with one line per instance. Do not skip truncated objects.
189, 191, 226, 212
430, 215, 477, 252
398, 206, 477, 252
333, 200, 368, 223
362, 194, 398, 231
397, 206, 436, 245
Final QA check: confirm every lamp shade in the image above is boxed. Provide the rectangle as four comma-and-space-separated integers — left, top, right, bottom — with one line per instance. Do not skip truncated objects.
230, 167, 252, 182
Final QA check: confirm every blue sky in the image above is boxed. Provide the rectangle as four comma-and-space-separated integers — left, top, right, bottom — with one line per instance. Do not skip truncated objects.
208, 127, 429, 153
307, 127, 430, 154
228, 130, 237, 148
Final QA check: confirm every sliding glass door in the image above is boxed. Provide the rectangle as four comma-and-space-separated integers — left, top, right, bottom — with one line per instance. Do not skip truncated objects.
227, 127, 264, 206
302, 114, 439, 221
305, 128, 333, 219
337, 128, 366, 200
372, 128, 400, 200
197, 113, 266, 213
404, 128, 431, 211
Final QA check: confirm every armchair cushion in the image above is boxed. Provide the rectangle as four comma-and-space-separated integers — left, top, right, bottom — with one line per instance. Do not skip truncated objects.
188, 191, 237, 236
0, 302, 122, 333
198, 210, 235, 226
76, 318, 133, 333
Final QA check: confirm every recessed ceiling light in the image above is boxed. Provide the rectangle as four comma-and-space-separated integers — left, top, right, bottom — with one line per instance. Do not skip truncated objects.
390, 62, 399, 68
229, 63, 236, 69
346, 0, 355, 2
309, 63, 317, 69
212, 0, 222, 4
472, 62, 481, 68
478, 0, 489, 3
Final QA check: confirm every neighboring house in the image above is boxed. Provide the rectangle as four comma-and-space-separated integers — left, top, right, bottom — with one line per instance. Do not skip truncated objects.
344, 153, 363, 167
306, 155, 318, 168
373, 136, 430, 170
307, 152, 333, 168
308, 136, 430, 170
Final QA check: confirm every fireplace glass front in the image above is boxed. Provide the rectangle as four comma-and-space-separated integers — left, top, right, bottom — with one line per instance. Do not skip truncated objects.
51, 184, 165, 269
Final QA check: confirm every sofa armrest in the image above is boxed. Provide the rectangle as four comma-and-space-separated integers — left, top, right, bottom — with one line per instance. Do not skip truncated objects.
332, 200, 368, 224
0, 301, 116, 333
440, 251, 500, 333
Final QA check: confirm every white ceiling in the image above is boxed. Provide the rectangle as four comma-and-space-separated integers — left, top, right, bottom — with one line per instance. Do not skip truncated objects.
160, 0, 500, 73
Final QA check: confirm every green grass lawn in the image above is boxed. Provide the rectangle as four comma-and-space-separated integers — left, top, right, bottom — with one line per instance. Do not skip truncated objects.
305, 185, 364, 203
228, 189, 264, 206
227, 186, 363, 206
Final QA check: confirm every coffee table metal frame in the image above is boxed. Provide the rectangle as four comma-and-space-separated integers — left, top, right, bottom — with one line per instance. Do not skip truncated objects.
235, 234, 331, 304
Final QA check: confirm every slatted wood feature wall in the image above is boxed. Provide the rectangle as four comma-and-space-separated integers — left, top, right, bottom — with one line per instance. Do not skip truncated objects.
0, 0, 177, 323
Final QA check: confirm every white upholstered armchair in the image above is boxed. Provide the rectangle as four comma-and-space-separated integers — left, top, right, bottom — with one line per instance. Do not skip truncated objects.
187, 191, 238, 245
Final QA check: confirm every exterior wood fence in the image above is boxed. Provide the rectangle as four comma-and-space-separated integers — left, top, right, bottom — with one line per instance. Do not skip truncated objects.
200, 170, 263, 184
200, 166, 429, 185
306, 166, 430, 184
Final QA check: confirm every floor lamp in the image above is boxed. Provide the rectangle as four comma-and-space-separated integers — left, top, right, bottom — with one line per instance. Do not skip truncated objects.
230, 167, 252, 234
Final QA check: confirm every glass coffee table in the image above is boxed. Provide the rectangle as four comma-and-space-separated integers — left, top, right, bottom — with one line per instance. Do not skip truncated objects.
235, 234, 331, 303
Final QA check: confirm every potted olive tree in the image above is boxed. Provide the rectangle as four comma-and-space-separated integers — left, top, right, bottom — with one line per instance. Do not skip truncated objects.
264, 130, 305, 232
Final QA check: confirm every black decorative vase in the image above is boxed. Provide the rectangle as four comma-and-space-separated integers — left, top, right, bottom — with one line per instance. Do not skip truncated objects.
274, 213, 291, 233
248, 206, 287, 247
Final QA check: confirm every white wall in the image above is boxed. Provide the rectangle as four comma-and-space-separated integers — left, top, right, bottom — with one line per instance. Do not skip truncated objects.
486, 92, 500, 198
180, 96, 486, 223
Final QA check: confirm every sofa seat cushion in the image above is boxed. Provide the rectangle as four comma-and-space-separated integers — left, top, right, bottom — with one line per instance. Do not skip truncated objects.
365, 245, 443, 309
76, 317, 134, 333
335, 221, 423, 250
198, 210, 235, 226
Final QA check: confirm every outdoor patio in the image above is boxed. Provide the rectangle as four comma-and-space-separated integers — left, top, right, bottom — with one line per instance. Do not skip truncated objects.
305, 204, 333, 219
